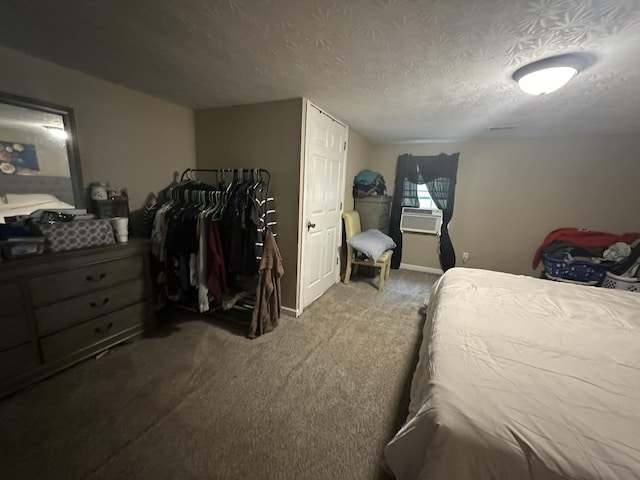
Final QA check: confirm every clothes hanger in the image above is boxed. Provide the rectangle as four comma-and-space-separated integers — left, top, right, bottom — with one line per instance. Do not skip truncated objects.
253, 169, 262, 189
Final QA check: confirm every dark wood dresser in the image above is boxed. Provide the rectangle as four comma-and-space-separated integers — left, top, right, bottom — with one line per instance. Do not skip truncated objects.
0, 239, 154, 398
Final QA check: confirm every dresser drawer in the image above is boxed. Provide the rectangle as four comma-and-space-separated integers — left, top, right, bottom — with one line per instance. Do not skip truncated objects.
0, 282, 24, 316
0, 312, 30, 351
36, 279, 146, 336
29, 256, 144, 306
0, 343, 40, 381
40, 302, 145, 362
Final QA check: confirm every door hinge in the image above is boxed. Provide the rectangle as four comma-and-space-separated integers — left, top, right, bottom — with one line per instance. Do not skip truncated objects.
344, 141, 347, 150
340, 202, 342, 210
336, 257, 339, 265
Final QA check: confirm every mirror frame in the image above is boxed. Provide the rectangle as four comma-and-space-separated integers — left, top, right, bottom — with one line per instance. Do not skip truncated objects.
0, 91, 84, 209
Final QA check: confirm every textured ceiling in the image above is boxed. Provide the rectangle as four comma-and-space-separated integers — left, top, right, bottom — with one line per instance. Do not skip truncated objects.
1, 0, 640, 142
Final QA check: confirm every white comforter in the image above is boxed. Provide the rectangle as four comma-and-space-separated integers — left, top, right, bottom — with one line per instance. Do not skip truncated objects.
385, 268, 640, 480
0, 193, 74, 223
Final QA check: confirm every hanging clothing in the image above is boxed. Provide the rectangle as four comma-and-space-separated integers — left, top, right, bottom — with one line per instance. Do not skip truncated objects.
252, 181, 278, 261
149, 170, 282, 338
250, 231, 284, 339
206, 220, 228, 303
221, 181, 258, 276
197, 214, 210, 312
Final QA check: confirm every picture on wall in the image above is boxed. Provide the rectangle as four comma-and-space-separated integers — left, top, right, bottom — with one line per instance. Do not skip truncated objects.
0, 140, 39, 175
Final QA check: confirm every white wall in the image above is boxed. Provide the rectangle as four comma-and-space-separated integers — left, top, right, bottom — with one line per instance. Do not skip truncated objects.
194, 99, 303, 309
344, 129, 373, 213
0, 46, 196, 220
369, 135, 640, 276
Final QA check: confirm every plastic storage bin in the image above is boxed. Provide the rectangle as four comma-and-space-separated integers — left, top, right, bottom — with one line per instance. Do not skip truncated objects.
542, 253, 612, 285
0, 237, 45, 259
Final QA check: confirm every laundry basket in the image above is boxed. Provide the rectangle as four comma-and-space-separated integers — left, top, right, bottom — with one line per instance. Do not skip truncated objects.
542, 253, 612, 285
601, 272, 639, 292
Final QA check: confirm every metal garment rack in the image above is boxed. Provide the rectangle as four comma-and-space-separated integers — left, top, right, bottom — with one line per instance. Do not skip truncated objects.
171, 167, 273, 329
180, 168, 271, 189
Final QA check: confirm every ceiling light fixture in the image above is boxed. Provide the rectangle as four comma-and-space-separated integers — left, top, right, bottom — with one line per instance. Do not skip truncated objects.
512, 54, 589, 96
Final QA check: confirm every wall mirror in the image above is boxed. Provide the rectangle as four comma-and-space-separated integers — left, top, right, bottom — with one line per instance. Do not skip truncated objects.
0, 91, 84, 222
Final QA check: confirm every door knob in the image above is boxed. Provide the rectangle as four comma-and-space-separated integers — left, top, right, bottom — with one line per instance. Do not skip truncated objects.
307, 221, 316, 231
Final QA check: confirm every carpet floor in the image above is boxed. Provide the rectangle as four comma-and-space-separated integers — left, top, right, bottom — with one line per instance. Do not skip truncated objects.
0, 269, 438, 480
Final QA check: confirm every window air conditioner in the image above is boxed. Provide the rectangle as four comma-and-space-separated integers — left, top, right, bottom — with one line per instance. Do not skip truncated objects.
400, 207, 443, 235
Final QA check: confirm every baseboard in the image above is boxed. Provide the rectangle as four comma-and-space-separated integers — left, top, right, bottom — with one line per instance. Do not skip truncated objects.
400, 263, 444, 275
281, 306, 301, 318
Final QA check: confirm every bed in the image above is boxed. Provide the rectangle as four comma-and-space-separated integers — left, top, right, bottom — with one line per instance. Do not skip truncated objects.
385, 268, 640, 480
0, 193, 74, 223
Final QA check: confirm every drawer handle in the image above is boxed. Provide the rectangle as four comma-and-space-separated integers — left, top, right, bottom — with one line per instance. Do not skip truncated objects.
90, 298, 110, 308
95, 322, 114, 334
86, 273, 107, 282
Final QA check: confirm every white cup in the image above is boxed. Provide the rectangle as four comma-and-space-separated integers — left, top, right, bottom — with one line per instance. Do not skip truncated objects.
110, 217, 129, 243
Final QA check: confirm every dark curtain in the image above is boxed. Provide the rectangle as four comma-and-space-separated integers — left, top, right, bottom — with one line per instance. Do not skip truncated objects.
389, 153, 460, 271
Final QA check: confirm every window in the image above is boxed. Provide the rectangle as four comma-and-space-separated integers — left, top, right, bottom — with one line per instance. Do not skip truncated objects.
417, 183, 440, 210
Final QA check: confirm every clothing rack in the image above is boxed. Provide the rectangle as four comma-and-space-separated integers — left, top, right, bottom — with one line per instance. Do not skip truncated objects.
151, 167, 281, 338
180, 168, 271, 189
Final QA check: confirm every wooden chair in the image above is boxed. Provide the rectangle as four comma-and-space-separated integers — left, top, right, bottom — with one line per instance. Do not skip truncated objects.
342, 211, 392, 291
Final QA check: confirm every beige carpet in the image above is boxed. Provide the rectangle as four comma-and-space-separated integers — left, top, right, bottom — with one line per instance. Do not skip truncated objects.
0, 269, 438, 480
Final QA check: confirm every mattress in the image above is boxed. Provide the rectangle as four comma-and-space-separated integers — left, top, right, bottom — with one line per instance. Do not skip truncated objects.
385, 268, 640, 480
0, 193, 74, 223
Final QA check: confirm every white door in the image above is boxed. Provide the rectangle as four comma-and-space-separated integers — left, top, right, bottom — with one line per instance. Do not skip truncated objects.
300, 103, 348, 309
